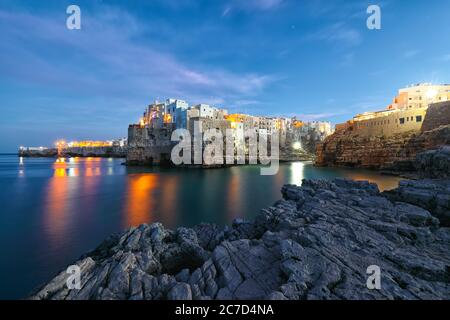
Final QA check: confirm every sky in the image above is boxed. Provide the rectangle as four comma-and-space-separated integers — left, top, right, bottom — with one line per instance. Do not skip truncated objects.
1, 0, 450, 152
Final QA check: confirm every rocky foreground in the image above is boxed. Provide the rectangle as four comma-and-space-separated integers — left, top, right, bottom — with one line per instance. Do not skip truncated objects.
31, 178, 450, 300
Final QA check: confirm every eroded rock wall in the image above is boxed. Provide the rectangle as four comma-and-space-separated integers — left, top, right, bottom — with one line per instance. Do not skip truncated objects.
422, 101, 450, 132
126, 125, 174, 165
316, 122, 450, 169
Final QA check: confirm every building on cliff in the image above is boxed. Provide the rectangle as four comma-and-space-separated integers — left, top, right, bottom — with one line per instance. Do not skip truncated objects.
316, 95, 450, 169
336, 83, 450, 138
127, 98, 335, 165
19, 138, 128, 158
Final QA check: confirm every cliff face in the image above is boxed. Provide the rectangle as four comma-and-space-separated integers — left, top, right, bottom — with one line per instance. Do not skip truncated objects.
30, 178, 450, 300
126, 125, 174, 166
421, 101, 450, 132
316, 102, 450, 169
316, 125, 450, 169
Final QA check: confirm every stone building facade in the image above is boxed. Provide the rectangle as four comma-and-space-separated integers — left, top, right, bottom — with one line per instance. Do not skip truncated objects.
337, 83, 450, 138
316, 99, 450, 169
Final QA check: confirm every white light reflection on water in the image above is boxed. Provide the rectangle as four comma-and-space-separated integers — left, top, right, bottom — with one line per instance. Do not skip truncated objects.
289, 162, 305, 185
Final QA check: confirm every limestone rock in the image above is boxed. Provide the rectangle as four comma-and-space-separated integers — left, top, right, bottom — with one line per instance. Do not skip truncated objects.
316, 121, 450, 169
30, 178, 450, 300
167, 283, 192, 300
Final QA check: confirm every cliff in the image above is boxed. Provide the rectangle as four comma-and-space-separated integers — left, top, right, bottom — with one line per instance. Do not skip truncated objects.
30, 178, 450, 300
316, 101, 450, 169
421, 101, 450, 132
126, 125, 174, 166
316, 125, 450, 169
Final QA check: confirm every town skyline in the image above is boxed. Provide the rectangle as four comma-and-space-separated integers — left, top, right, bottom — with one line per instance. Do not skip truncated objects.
1, 0, 450, 152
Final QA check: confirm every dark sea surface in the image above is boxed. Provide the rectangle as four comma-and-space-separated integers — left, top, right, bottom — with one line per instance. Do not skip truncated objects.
0, 154, 403, 299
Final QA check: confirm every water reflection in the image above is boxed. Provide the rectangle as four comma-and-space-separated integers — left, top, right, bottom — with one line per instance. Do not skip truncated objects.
43, 168, 71, 250
160, 175, 177, 226
1, 155, 408, 299
226, 169, 242, 220
289, 162, 305, 185
123, 174, 158, 228
54, 158, 67, 177
337, 171, 402, 191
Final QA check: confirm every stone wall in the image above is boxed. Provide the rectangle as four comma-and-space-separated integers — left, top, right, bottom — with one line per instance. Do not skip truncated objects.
353, 107, 427, 138
62, 146, 127, 158
316, 102, 450, 169
126, 125, 174, 165
19, 147, 126, 158
422, 101, 450, 132
19, 148, 58, 157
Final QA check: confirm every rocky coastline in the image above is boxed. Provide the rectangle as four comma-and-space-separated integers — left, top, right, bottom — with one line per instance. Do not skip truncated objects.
316, 101, 450, 171
382, 145, 450, 180
316, 125, 450, 169
19, 146, 127, 158
31, 177, 450, 300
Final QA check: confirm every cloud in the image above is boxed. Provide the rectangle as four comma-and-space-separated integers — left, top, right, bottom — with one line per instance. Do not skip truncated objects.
293, 112, 345, 121
306, 22, 362, 47
248, 0, 283, 10
339, 52, 355, 67
0, 7, 276, 108
222, 6, 231, 16
404, 50, 420, 58
224, 0, 283, 14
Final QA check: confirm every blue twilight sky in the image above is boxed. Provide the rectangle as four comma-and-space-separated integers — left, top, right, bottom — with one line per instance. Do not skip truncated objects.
1, 0, 450, 152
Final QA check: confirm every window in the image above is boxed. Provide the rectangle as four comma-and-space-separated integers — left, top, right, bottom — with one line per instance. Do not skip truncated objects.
416, 115, 422, 122
399, 118, 405, 124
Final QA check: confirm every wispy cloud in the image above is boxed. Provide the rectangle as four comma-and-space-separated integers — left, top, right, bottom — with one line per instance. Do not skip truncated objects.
222, 6, 231, 16
339, 52, 355, 67
306, 22, 362, 47
233, 0, 283, 11
404, 50, 420, 58
0, 8, 276, 108
222, 0, 283, 15
294, 112, 344, 121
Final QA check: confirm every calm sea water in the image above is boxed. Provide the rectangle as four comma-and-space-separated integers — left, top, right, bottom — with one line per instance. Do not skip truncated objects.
0, 154, 403, 299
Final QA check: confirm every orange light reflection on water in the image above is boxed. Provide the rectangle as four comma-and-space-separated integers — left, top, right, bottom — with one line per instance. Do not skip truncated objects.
341, 172, 403, 192
43, 162, 70, 250
123, 174, 159, 228
226, 170, 241, 221
160, 176, 177, 226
